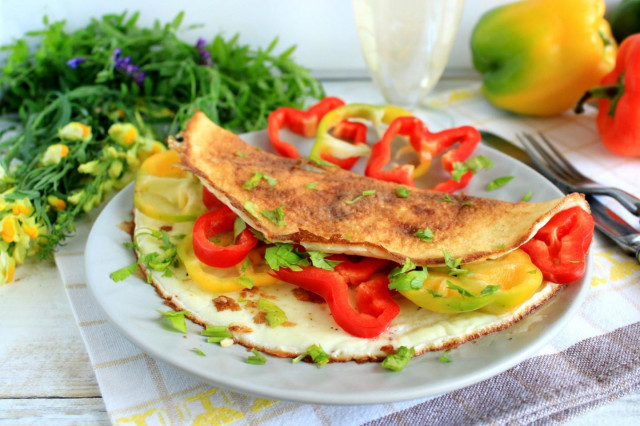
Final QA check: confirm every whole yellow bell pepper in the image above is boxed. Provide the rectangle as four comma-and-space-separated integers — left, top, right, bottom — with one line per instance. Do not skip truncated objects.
471, 0, 617, 116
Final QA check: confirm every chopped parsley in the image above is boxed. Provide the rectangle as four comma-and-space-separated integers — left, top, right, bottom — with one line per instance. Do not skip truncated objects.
233, 217, 246, 239
202, 325, 233, 344
382, 346, 415, 372
480, 285, 501, 296
427, 289, 443, 298
260, 206, 286, 226
308, 251, 342, 271
157, 310, 190, 334
193, 348, 206, 356
236, 275, 254, 289
257, 298, 287, 328
443, 194, 454, 202
305, 182, 319, 190
460, 201, 475, 208
243, 171, 278, 190
487, 176, 514, 191
415, 228, 434, 242
388, 258, 428, 291
439, 350, 452, 363
235, 151, 248, 158
522, 191, 533, 202
243, 200, 259, 218
307, 344, 330, 368
396, 186, 410, 198
445, 280, 475, 298
264, 243, 309, 271
451, 155, 494, 182
308, 157, 338, 168
528, 269, 538, 274
345, 190, 376, 205
442, 249, 470, 277
110, 228, 180, 284
246, 348, 267, 365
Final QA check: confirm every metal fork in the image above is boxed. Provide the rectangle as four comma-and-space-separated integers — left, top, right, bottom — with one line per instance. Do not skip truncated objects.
517, 132, 640, 216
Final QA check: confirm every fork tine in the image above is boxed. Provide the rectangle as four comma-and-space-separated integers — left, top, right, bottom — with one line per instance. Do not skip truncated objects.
520, 133, 574, 181
537, 133, 586, 180
516, 133, 562, 181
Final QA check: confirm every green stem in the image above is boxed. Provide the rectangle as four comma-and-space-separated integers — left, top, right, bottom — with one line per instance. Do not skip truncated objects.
574, 74, 625, 117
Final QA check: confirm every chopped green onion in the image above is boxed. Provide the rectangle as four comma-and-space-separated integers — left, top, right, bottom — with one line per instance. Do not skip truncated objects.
306, 344, 330, 368
193, 348, 206, 356
110, 263, 139, 282
236, 275, 255, 289
157, 310, 190, 334
246, 348, 267, 365
522, 191, 533, 202
439, 350, 452, 363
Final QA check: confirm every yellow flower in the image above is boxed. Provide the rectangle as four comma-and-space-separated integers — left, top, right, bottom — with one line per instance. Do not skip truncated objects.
47, 195, 67, 212
12, 233, 31, 264
108, 160, 123, 179
1, 215, 19, 243
41, 144, 70, 166
0, 251, 16, 284
108, 123, 139, 146
78, 160, 99, 175
59, 122, 92, 142
11, 198, 34, 216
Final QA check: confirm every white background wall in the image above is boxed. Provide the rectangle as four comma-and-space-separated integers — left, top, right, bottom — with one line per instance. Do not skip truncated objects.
0, 0, 623, 78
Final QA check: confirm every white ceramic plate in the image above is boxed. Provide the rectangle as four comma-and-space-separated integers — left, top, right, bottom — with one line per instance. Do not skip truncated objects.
85, 130, 592, 405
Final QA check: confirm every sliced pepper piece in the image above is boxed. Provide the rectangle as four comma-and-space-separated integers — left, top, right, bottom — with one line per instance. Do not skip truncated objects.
134, 174, 208, 222
267, 97, 346, 158
329, 254, 391, 286
399, 249, 543, 314
319, 120, 368, 170
311, 103, 412, 161
202, 186, 225, 211
178, 234, 278, 293
192, 207, 258, 268
273, 266, 399, 338
521, 207, 594, 284
364, 116, 481, 192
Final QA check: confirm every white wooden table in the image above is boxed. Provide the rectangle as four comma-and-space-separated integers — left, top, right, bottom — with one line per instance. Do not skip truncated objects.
1, 80, 639, 424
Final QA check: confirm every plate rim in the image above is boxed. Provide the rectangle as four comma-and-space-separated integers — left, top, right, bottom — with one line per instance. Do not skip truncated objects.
84, 130, 592, 405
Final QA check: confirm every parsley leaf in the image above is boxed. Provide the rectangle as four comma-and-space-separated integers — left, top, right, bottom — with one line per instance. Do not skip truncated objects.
345, 190, 376, 205
389, 257, 417, 278
305, 182, 318, 190
243, 200, 259, 218
445, 280, 475, 297
415, 228, 434, 242
487, 176, 514, 191
388, 269, 428, 291
264, 243, 308, 271
522, 191, 533, 201
243, 171, 278, 190
382, 346, 415, 372
236, 275, 255, 289
442, 249, 469, 277
233, 217, 246, 239
306, 344, 330, 368
193, 348, 206, 356
443, 194, 454, 202
260, 206, 286, 226
257, 298, 288, 328
480, 285, 501, 296
427, 289, 443, 298
439, 350, 452, 363
451, 155, 494, 182
157, 310, 190, 334
396, 186, 410, 198
109, 263, 139, 282
308, 158, 338, 168
308, 251, 342, 271
235, 151, 248, 158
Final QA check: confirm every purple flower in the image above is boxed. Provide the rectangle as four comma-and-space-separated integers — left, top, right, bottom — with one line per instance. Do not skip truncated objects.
66, 57, 86, 68
132, 72, 146, 85
195, 38, 213, 66
111, 48, 122, 60
111, 50, 145, 85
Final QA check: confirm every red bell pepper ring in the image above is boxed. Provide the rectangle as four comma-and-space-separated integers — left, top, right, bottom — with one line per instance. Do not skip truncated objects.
273, 266, 400, 338
192, 206, 258, 268
364, 116, 481, 192
319, 120, 368, 170
329, 254, 391, 286
521, 207, 594, 284
267, 97, 346, 158
202, 187, 225, 211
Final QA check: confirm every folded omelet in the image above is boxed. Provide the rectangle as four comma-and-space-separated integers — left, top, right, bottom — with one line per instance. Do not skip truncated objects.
132, 111, 589, 362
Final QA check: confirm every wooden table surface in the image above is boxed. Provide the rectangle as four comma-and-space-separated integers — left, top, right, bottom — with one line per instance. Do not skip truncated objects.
1, 80, 639, 425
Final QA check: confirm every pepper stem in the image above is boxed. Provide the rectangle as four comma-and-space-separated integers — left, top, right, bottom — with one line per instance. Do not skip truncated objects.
574, 74, 625, 117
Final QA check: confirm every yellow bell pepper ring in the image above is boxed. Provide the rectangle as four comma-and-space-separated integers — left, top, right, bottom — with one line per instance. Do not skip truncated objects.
471, 0, 617, 116
399, 249, 543, 314
177, 234, 278, 293
139, 150, 188, 178
310, 104, 412, 160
